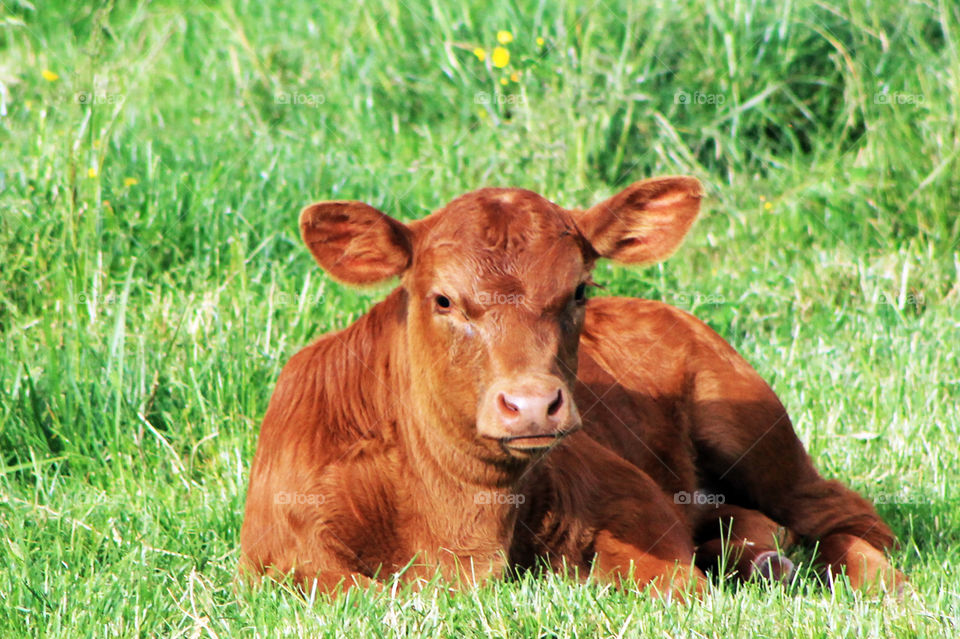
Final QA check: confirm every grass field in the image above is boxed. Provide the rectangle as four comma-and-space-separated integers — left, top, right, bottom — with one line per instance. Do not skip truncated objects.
1, 0, 959, 636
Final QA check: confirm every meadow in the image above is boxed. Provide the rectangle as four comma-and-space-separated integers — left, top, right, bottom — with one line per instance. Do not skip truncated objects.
1, 0, 958, 636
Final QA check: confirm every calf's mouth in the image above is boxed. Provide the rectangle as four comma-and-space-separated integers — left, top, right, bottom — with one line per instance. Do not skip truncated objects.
494, 422, 582, 457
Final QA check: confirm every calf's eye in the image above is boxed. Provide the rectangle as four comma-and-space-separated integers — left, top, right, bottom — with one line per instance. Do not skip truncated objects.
435, 294, 452, 312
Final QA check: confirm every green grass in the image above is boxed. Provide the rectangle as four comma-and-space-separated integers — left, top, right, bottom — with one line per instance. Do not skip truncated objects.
1, 0, 959, 636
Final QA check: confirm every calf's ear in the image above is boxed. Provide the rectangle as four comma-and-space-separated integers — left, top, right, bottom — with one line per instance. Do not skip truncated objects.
300, 201, 413, 285
575, 176, 703, 264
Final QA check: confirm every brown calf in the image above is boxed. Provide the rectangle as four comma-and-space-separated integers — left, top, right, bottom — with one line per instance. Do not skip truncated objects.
240, 176, 903, 597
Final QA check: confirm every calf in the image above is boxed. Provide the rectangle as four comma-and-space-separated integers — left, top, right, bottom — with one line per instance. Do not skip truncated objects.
240, 176, 903, 596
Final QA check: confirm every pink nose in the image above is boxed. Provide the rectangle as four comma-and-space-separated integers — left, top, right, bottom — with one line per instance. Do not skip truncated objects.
496, 387, 568, 431
477, 376, 581, 445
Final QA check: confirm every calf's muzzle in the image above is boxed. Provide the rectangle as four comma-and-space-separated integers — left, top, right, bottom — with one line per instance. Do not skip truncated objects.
477, 374, 582, 454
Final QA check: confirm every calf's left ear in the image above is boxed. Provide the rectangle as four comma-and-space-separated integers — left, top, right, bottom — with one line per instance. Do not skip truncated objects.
575, 176, 703, 265
300, 201, 413, 285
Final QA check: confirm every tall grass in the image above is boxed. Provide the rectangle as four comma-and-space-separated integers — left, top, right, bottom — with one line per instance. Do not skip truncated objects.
1, 0, 958, 636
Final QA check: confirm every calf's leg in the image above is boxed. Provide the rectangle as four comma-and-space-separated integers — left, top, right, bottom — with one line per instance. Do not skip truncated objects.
687, 330, 904, 591
694, 504, 796, 582
816, 533, 907, 593
592, 527, 708, 601
534, 437, 707, 600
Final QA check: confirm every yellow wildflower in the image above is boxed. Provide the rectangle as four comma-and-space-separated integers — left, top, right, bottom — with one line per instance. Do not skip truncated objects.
473, 47, 486, 62
88, 167, 98, 178
536, 36, 545, 46
497, 30, 513, 45
42, 69, 59, 82
124, 177, 139, 187
492, 46, 510, 68
510, 71, 520, 83
500, 77, 508, 86
764, 201, 773, 211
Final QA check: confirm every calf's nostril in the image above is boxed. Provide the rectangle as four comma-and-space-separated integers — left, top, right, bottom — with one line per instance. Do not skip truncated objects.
546, 389, 564, 417
498, 393, 519, 415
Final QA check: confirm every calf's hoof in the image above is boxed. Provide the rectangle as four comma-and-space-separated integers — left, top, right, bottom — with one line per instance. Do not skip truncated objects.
748, 550, 795, 583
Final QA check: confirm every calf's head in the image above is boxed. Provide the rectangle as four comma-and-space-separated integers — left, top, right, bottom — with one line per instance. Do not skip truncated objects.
300, 177, 702, 460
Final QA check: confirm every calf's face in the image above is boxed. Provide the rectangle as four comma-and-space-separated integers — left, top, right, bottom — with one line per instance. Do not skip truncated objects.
300, 177, 702, 460
404, 189, 589, 456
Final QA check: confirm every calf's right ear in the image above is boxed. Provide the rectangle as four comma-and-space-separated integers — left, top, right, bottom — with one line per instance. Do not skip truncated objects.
300, 201, 413, 285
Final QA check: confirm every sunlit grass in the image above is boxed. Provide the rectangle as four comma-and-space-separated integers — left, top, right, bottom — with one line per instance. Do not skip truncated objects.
1, 0, 958, 636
